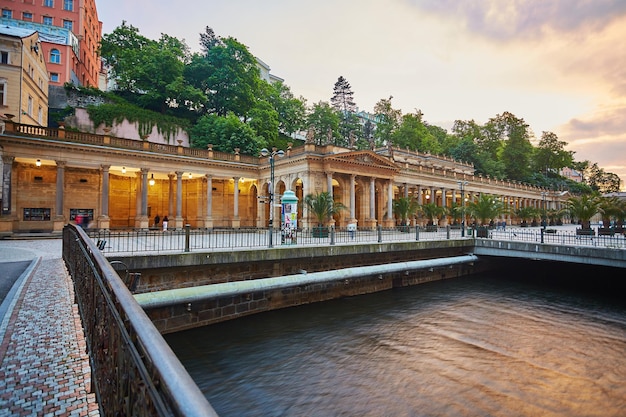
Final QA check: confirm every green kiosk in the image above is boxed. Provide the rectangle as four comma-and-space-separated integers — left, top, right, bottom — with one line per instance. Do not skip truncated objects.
281, 190, 298, 244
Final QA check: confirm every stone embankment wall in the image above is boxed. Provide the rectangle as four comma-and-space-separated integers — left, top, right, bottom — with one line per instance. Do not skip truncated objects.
113, 241, 497, 334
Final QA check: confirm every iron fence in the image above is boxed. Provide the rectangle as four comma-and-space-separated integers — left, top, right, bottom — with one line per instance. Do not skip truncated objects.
63, 224, 218, 417
87, 225, 465, 254
86, 225, 626, 254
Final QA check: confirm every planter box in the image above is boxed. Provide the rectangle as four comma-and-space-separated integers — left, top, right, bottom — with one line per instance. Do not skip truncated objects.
575, 229, 595, 236
312, 227, 329, 238
476, 226, 489, 238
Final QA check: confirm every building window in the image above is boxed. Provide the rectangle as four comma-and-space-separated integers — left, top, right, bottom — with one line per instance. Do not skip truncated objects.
50, 72, 59, 82
0, 80, 7, 106
43, 16, 53, 25
63, 20, 73, 31
2, 9, 12, 19
23, 208, 51, 221
50, 49, 60, 64
0, 51, 8, 64
23, 12, 33, 21
38, 106, 43, 124
63, 0, 73, 11
44, 0, 54, 7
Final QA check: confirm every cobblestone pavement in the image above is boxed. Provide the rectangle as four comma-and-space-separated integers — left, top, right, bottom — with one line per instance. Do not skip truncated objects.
0, 239, 100, 416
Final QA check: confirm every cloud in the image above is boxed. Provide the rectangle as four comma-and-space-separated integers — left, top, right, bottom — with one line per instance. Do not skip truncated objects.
410, 0, 626, 40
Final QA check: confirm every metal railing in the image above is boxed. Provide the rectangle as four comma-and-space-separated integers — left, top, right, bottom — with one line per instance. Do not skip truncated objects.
85, 225, 626, 255
86, 225, 466, 254
63, 224, 218, 417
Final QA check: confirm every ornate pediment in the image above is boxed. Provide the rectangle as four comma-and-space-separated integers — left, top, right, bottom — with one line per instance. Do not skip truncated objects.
327, 150, 398, 170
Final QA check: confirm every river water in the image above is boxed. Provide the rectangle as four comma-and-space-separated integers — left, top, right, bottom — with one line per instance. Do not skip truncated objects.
166, 263, 626, 417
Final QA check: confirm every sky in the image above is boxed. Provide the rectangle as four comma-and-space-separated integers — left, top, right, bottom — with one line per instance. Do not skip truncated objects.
97, 0, 626, 190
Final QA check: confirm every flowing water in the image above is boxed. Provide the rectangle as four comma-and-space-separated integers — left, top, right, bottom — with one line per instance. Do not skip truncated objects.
166, 264, 626, 417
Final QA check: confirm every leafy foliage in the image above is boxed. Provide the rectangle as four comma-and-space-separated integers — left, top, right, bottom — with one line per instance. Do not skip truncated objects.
190, 113, 264, 155
87, 103, 189, 141
304, 191, 346, 226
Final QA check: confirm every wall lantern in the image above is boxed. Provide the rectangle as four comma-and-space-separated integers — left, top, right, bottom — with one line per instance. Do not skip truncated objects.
36, 159, 41, 167
149, 173, 155, 186
121, 166, 126, 174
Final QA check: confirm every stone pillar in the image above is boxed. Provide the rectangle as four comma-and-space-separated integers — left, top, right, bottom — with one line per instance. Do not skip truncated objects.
204, 175, 213, 229
326, 172, 333, 197
133, 169, 149, 230
404, 183, 409, 198
135, 171, 142, 226
1, 156, 14, 216
168, 174, 175, 219
232, 177, 241, 228
0, 156, 16, 236
365, 177, 377, 228
98, 165, 111, 230
417, 185, 423, 205
175, 171, 184, 230
349, 174, 357, 225
384, 179, 395, 227
52, 161, 66, 233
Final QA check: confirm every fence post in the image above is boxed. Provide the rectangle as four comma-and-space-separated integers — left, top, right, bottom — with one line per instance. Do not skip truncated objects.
330, 226, 335, 245
415, 226, 420, 241
184, 224, 191, 252
446, 225, 450, 239
540, 228, 544, 244
377, 225, 382, 243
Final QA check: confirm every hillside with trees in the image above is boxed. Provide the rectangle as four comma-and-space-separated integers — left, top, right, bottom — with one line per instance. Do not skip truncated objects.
97, 22, 621, 194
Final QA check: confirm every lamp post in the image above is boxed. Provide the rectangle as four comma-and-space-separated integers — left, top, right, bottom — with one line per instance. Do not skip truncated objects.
541, 191, 547, 229
261, 147, 284, 248
458, 181, 468, 237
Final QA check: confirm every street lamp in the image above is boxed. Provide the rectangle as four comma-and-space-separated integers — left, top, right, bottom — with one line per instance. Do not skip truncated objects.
261, 147, 284, 247
458, 181, 468, 237
541, 191, 547, 229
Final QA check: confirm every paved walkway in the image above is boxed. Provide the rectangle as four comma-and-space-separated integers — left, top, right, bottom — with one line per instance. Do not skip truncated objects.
0, 239, 99, 416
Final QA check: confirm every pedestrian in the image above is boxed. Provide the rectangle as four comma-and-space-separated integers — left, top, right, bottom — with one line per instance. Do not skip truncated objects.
154, 214, 160, 228
162, 216, 169, 232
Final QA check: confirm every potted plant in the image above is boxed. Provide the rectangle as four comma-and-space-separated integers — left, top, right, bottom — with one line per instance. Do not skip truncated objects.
447, 202, 463, 229
598, 196, 622, 236
467, 194, 504, 237
566, 194, 601, 236
514, 206, 536, 227
419, 203, 445, 232
304, 191, 346, 238
393, 196, 419, 232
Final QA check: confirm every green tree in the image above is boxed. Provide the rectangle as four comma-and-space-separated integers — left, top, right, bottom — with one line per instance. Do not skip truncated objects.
306, 102, 341, 145
190, 113, 265, 155
248, 100, 279, 148
304, 191, 346, 226
533, 131, 573, 176
373, 96, 402, 146
186, 33, 261, 118
392, 111, 441, 154
566, 193, 602, 231
393, 197, 419, 226
263, 81, 307, 137
100, 22, 202, 114
419, 203, 445, 226
467, 194, 504, 225
489, 112, 533, 180
330, 76, 360, 146
587, 163, 621, 193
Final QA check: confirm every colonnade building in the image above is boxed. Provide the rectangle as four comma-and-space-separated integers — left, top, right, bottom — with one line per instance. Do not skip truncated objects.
0, 120, 563, 236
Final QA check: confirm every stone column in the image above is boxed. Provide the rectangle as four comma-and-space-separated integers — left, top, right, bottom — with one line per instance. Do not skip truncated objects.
52, 161, 66, 233
417, 185, 423, 205
175, 171, 183, 230
0, 156, 15, 235
1, 156, 14, 216
349, 174, 357, 225
404, 183, 409, 198
204, 175, 213, 229
384, 179, 394, 227
98, 165, 111, 230
366, 177, 376, 228
168, 174, 175, 219
326, 172, 333, 197
232, 177, 241, 228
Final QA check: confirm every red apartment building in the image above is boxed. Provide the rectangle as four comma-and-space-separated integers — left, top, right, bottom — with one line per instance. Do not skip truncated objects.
0, 0, 103, 88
